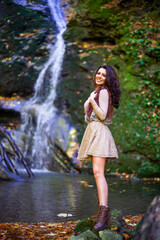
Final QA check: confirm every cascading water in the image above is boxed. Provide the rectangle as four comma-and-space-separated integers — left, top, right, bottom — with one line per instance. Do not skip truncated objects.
19, 0, 67, 169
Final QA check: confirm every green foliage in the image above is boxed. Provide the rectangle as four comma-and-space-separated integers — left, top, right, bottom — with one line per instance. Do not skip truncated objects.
137, 161, 160, 178
118, 15, 160, 161
123, 17, 160, 65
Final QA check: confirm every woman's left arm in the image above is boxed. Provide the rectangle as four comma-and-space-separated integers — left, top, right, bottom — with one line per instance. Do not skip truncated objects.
90, 89, 109, 121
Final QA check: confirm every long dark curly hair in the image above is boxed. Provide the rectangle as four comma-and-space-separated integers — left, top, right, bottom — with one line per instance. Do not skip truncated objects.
93, 65, 121, 109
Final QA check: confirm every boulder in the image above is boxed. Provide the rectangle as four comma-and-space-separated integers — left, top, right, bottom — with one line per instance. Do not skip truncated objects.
73, 218, 96, 233
109, 209, 126, 232
99, 230, 123, 240
68, 230, 99, 240
134, 196, 160, 240
74, 210, 125, 234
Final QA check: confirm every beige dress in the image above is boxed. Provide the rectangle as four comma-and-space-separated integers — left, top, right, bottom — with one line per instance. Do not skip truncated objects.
77, 89, 118, 161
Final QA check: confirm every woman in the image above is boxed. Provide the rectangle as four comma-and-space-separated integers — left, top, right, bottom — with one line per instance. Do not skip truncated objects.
77, 65, 121, 231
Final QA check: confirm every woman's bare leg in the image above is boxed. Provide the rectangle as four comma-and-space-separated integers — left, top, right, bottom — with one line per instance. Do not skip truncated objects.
92, 156, 108, 206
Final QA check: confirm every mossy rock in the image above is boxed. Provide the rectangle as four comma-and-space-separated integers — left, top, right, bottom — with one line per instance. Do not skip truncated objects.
99, 230, 123, 240
68, 230, 100, 240
74, 209, 125, 234
73, 218, 96, 234
0, 0, 54, 97
109, 209, 125, 231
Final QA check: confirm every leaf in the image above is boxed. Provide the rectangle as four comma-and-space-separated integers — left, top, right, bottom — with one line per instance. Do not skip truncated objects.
47, 233, 57, 236
109, 227, 117, 231
57, 213, 73, 217
79, 180, 92, 187
122, 233, 130, 240
138, 54, 143, 58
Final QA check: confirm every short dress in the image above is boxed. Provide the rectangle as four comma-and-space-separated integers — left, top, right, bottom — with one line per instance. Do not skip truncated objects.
77, 109, 118, 161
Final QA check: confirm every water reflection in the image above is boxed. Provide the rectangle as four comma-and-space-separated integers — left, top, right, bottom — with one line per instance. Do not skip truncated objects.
0, 171, 159, 223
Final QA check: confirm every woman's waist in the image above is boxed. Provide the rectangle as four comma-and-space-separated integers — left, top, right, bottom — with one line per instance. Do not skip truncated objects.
85, 114, 112, 125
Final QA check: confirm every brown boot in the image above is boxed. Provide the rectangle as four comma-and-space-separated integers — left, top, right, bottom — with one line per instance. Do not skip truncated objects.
88, 205, 101, 221
93, 205, 110, 231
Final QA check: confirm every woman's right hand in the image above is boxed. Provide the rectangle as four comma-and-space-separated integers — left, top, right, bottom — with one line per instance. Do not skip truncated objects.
89, 91, 97, 102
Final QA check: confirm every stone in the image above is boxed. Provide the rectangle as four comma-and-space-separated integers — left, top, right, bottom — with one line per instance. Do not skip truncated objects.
73, 218, 96, 233
109, 209, 126, 232
67, 230, 100, 240
73, 209, 125, 234
0, 0, 54, 97
134, 196, 160, 240
99, 230, 123, 240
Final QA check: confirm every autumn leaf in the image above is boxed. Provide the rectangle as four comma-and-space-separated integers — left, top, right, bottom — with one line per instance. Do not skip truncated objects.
78, 180, 93, 188
101, 0, 121, 9
122, 233, 130, 240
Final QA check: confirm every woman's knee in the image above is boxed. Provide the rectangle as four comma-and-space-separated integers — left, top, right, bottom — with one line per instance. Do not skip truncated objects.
92, 156, 106, 180
93, 168, 104, 179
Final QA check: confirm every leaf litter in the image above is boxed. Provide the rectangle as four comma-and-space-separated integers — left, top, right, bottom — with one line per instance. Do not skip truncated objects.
0, 215, 143, 239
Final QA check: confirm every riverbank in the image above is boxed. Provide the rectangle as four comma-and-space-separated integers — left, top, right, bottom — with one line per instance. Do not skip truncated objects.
0, 214, 143, 240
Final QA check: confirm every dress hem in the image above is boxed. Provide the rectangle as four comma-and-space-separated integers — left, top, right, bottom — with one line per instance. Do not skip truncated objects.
78, 153, 118, 161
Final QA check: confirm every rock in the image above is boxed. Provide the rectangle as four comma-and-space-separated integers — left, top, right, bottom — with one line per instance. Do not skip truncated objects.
68, 230, 100, 240
99, 230, 123, 240
109, 209, 126, 232
68, 230, 99, 240
0, 0, 54, 97
134, 196, 160, 240
73, 210, 125, 234
73, 218, 96, 233
48, 113, 81, 173
70, 212, 124, 239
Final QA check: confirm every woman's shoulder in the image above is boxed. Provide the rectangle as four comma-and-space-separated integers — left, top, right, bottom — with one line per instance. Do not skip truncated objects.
100, 88, 108, 93
99, 88, 109, 98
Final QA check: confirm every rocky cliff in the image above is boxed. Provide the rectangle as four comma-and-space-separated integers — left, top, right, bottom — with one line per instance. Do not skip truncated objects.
56, 0, 160, 176
0, 0, 55, 97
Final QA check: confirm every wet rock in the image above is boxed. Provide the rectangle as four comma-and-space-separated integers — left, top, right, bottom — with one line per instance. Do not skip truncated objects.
0, 0, 55, 97
48, 114, 80, 173
68, 230, 100, 240
99, 230, 123, 240
134, 196, 160, 240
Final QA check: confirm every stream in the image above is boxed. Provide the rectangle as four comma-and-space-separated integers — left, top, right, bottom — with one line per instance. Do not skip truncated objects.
0, 171, 159, 223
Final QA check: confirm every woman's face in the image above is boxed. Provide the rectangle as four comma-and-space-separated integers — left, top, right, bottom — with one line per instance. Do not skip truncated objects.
95, 68, 107, 86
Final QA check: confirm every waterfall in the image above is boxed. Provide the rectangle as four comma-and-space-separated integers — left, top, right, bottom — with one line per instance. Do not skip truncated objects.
19, 0, 67, 169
